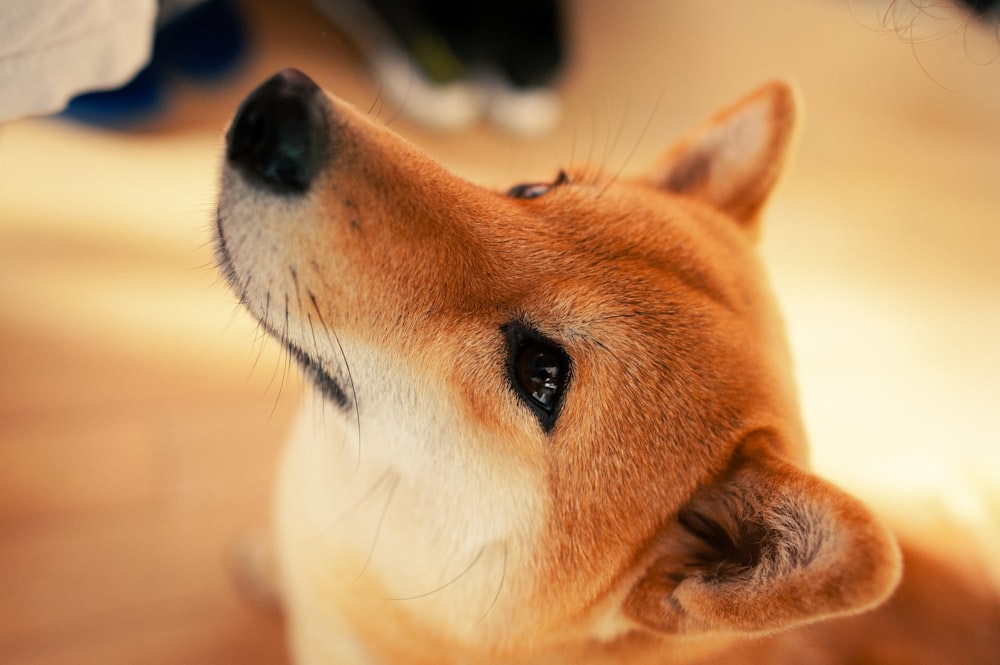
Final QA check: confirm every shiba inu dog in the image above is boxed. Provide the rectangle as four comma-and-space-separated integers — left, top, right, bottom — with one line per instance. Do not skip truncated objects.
215, 69, 1000, 664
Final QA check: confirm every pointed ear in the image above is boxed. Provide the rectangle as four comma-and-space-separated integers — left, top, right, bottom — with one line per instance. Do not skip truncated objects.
624, 433, 901, 637
646, 81, 798, 234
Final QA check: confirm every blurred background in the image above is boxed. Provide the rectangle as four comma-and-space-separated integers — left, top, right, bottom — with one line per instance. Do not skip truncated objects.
1, 0, 998, 662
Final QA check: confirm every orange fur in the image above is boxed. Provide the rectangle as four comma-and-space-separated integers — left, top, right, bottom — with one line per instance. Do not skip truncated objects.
216, 70, 1000, 664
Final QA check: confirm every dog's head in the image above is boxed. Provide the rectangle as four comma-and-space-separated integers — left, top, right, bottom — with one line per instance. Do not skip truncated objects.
216, 70, 900, 659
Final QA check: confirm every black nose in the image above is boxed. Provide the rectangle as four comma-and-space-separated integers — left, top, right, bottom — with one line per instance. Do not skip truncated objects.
226, 69, 328, 194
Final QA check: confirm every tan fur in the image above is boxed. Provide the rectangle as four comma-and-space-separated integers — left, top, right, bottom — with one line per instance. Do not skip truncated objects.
216, 71, 1000, 664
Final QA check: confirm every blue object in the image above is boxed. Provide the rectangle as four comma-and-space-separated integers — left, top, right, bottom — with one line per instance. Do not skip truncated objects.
60, 0, 247, 128
156, 0, 248, 82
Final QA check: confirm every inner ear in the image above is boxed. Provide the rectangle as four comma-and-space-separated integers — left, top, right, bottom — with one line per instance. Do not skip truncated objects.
624, 433, 901, 637
646, 81, 798, 233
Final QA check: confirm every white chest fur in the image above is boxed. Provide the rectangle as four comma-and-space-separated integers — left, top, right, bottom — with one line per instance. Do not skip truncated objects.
275, 376, 545, 662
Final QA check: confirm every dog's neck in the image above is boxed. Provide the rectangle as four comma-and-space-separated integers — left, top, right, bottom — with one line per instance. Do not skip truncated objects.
277, 396, 813, 665
275, 390, 553, 649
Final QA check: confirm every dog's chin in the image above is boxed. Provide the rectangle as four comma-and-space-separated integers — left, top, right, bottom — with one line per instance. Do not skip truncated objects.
284, 341, 352, 410
213, 209, 242, 299
215, 203, 350, 411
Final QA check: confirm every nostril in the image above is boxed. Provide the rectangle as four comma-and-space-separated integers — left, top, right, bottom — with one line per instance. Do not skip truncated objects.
226, 69, 328, 194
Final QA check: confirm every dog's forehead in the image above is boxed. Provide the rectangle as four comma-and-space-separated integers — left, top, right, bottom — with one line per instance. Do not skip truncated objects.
485, 180, 757, 318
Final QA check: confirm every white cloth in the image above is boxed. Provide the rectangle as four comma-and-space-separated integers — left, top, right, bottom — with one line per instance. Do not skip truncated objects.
0, 0, 157, 121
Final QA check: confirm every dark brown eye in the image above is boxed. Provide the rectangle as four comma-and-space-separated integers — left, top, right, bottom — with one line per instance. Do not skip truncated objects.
504, 325, 571, 432
507, 182, 552, 199
516, 344, 567, 409
507, 170, 567, 199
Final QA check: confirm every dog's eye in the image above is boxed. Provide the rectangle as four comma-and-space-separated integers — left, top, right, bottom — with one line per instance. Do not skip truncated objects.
504, 325, 571, 432
517, 343, 567, 410
507, 170, 567, 199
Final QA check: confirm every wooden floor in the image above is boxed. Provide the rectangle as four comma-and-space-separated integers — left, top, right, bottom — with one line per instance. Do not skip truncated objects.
1, 0, 998, 662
